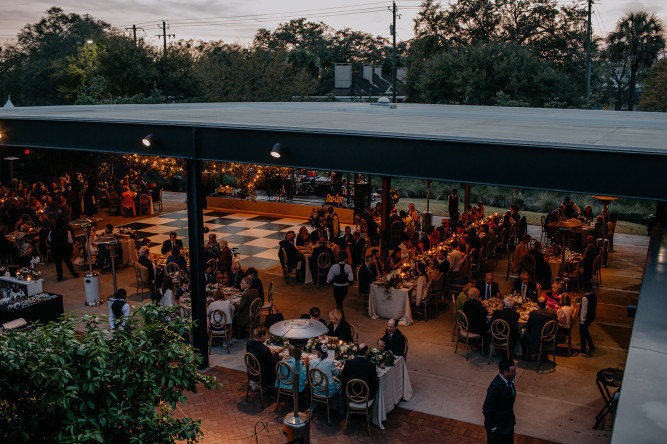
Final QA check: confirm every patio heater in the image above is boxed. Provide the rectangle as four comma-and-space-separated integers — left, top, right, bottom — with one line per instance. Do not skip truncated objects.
3, 156, 19, 181
95, 233, 121, 297
70, 217, 102, 306
269, 319, 328, 444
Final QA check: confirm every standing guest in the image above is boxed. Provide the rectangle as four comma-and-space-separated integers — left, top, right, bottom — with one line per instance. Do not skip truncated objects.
377, 318, 406, 357
327, 309, 353, 343
351, 230, 367, 269
296, 226, 310, 246
161, 231, 183, 255
357, 255, 376, 298
476, 273, 501, 301
527, 241, 550, 285
580, 282, 597, 355
362, 207, 380, 245
138, 246, 156, 288
234, 277, 261, 338
523, 296, 557, 359
218, 239, 232, 278
483, 359, 517, 444
339, 225, 354, 247
300, 306, 328, 325
340, 344, 378, 401
228, 261, 245, 289
448, 189, 460, 222
491, 298, 520, 355
511, 272, 540, 301
121, 186, 136, 216
246, 326, 281, 388
48, 218, 80, 281
561, 197, 580, 218
109, 288, 130, 330
58, 196, 72, 224
327, 252, 354, 316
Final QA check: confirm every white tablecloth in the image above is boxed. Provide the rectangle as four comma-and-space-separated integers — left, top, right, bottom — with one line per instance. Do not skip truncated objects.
369, 283, 413, 325
302, 252, 313, 284
119, 238, 138, 266
373, 356, 413, 429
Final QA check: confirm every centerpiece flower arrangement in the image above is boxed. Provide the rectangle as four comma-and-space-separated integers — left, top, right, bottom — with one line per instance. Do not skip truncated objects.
267, 335, 289, 347
16, 267, 41, 281
368, 347, 396, 369
389, 188, 400, 205
379, 272, 403, 292
306, 336, 358, 360
308, 207, 332, 230
118, 226, 137, 240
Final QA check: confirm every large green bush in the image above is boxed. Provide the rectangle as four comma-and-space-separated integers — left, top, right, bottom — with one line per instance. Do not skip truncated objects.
0, 305, 218, 443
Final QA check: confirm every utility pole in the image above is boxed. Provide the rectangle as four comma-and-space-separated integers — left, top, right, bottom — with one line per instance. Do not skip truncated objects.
389, 1, 399, 103
586, 0, 593, 106
156, 21, 175, 52
125, 25, 144, 44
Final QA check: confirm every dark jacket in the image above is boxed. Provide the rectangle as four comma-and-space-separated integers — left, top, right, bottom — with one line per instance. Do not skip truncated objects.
161, 238, 183, 255
524, 307, 557, 352
327, 319, 353, 343
378, 328, 406, 357
235, 288, 261, 333
476, 280, 501, 300
357, 263, 374, 295
463, 299, 489, 336
511, 280, 538, 301
246, 339, 279, 387
482, 374, 516, 435
229, 270, 246, 290
137, 255, 155, 284
279, 239, 302, 270
340, 356, 378, 400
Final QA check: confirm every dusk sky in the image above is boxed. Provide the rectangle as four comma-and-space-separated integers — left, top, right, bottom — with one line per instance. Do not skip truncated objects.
1, 0, 666, 46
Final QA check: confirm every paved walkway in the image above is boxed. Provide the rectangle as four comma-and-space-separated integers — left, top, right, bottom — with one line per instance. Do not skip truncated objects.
178, 366, 551, 444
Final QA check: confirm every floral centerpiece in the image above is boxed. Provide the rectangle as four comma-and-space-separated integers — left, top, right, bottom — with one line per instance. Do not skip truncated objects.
118, 226, 137, 240
378, 272, 403, 291
308, 206, 332, 230
16, 267, 41, 281
267, 335, 289, 347
389, 188, 400, 205
305, 336, 358, 360
368, 347, 396, 368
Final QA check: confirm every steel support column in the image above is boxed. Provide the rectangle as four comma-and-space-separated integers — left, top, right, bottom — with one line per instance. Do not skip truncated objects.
381, 176, 391, 259
186, 134, 208, 368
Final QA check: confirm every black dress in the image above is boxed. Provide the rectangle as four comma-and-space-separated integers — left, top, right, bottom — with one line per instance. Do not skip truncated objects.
327, 320, 353, 343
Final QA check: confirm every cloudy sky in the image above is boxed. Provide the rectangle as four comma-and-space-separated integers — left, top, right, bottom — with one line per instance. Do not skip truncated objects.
1, 0, 666, 46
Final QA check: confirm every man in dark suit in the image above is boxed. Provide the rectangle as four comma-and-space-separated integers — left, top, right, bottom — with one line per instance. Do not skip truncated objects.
161, 231, 184, 255
463, 288, 488, 337
234, 277, 261, 337
228, 261, 245, 290
490, 298, 520, 355
339, 225, 354, 247
483, 359, 517, 443
246, 326, 280, 388
389, 208, 404, 232
357, 255, 376, 297
437, 250, 451, 274
476, 273, 501, 301
351, 231, 366, 269
308, 226, 326, 244
300, 306, 328, 325
377, 318, 406, 357
511, 272, 541, 301
310, 238, 333, 274
340, 344, 378, 401
523, 296, 557, 358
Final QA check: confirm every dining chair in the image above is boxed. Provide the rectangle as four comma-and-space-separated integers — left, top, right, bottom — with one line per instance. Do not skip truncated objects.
454, 310, 484, 361
316, 253, 331, 288
248, 298, 263, 339
261, 281, 274, 317
208, 309, 230, 354
134, 262, 150, 295
138, 193, 151, 215
451, 294, 459, 342
389, 220, 402, 249
308, 367, 334, 425
592, 255, 602, 289
275, 361, 296, 412
537, 320, 559, 369
279, 248, 298, 283
344, 379, 374, 436
205, 258, 217, 274
244, 353, 266, 408
563, 258, 580, 291
488, 319, 511, 364
349, 323, 359, 344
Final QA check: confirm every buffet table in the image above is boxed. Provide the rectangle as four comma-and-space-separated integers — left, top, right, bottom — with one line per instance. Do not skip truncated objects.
369, 283, 414, 326
0, 293, 64, 325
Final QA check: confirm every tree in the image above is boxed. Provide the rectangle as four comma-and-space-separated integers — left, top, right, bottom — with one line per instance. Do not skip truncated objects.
0, 305, 217, 443
638, 58, 667, 111
607, 11, 665, 111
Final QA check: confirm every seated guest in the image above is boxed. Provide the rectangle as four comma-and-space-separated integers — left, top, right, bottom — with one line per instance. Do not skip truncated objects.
543, 281, 563, 310
437, 218, 452, 240
463, 288, 488, 336
582, 205, 595, 223
306, 343, 341, 399
418, 229, 431, 253
279, 231, 304, 280
310, 237, 334, 274
428, 225, 441, 247
371, 249, 384, 277
556, 294, 574, 341
456, 283, 475, 312
414, 262, 429, 307
300, 306, 328, 325
593, 216, 605, 239
448, 241, 463, 272
523, 296, 557, 359
245, 267, 264, 303
246, 326, 281, 388
166, 246, 188, 274
296, 226, 310, 246
377, 318, 406, 357
339, 225, 354, 247
204, 233, 221, 262
437, 249, 451, 274
158, 278, 176, 307
308, 226, 327, 244
234, 277, 261, 338
207, 290, 235, 337
357, 255, 376, 297
476, 273, 501, 300
427, 259, 442, 284
228, 261, 245, 289
511, 272, 540, 301
480, 224, 496, 247
161, 231, 183, 255
490, 297, 520, 355
327, 309, 353, 343
388, 249, 403, 270
477, 201, 485, 218
340, 343, 378, 401
275, 345, 308, 393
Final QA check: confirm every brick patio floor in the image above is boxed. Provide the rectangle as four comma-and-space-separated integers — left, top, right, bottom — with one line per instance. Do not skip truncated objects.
177, 367, 552, 444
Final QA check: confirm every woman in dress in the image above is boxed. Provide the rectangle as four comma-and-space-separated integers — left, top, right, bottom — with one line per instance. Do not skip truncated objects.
327, 309, 352, 343
557, 293, 574, 341
296, 226, 310, 247
414, 262, 429, 307
544, 281, 563, 310
159, 277, 176, 306
166, 245, 188, 274
137, 246, 156, 288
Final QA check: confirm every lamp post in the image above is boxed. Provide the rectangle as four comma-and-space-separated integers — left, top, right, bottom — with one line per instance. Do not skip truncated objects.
269, 319, 328, 443
3, 156, 18, 181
